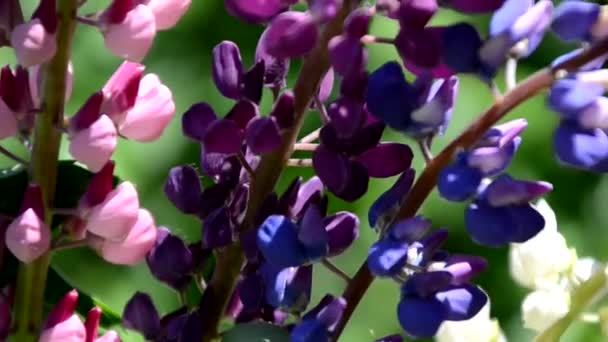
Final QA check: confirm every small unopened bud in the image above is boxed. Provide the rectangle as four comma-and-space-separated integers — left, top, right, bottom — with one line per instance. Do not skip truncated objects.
143, 0, 191, 30
522, 287, 570, 332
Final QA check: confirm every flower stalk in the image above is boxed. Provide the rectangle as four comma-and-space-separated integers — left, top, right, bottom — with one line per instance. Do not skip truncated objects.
332, 37, 608, 340
10, 0, 78, 341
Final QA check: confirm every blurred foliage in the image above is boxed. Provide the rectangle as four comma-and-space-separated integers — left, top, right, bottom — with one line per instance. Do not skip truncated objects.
1, 1, 608, 341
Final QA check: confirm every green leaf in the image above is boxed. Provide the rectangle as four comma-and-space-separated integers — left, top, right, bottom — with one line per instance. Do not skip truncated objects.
222, 322, 290, 342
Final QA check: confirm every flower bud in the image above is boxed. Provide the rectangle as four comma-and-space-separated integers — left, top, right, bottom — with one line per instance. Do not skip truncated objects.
118, 74, 175, 141
85, 182, 140, 242
92, 209, 157, 265
102, 61, 145, 120
164, 165, 203, 214
100, 3, 156, 62
40, 290, 86, 342
522, 287, 570, 332
142, 0, 191, 30
212, 41, 243, 100
84, 307, 101, 342
224, 0, 286, 23
11, 0, 57, 67
264, 11, 319, 59
246, 117, 282, 154
182, 102, 217, 140
122, 292, 160, 340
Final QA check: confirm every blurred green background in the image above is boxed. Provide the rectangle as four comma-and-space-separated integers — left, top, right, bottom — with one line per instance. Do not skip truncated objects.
2, 1, 608, 341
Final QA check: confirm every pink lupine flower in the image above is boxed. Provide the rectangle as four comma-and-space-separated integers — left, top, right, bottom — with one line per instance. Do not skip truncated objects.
101, 61, 144, 121
5, 185, 50, 263
10, 0, 57, 67
141, 0, 192, 30
84, 182, 140, 242
100, 1, 156, 62
29, 62, 73, 108
69, 92, 117, 172
0, 98, 17, 139
83, 305, 121, 342
95, 331, 121, 342
118, 73, 175, 141
91, 209, 157, 265
39, 290, 86, 342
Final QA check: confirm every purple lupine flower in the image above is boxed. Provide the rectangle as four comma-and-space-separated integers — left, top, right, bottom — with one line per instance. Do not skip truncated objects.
291, 295, 346, 342
122, 292, 161, 340
440, 23, 493, 78
146, 227, 194, 290
366, 61, 457, 137
212, 41, 243, 100
270, 91, 295, 129
264, 11, 319, 59
441, 0, 505, 13
309, 0, 343, 23
397, 269, 487, 338
164, 165, 203, 215
328, 8, 371, 77
551, 1, 605, 42
224, 0, 289, 23
256, 26, 291, 90
262, 263, 313, 311
369, 169, 415, 228
479, 0, 553, 66
465, 174, 552, 247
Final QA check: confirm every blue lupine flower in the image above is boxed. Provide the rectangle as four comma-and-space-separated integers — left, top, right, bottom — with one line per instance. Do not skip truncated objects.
291, 295, 346, 342
369, 169, 415, 228
552, 1, 604, 42
261, 263, 312, 311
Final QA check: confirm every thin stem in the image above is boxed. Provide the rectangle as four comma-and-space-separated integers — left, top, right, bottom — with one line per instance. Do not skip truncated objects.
294, 143, 318, 151
322, 259, 352, 283
236, 151, 255, 177
74, 15, 97, 26
360, 35, 395, 45
332, 36, 608, 341
0, 145, 28, 165
417, 138, 433, 164
505, 57, 518, 91
287, 159, 313, 167
314, 95, 330, 124
10, 1, 78, 341
299, 128, 321, 144
198, 2, 362, 340
51, 239, 87, 252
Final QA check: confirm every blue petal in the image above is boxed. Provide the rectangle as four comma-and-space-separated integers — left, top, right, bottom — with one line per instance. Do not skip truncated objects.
507, 203, 545, 243
435, 284, 488, 321
554, 120, 608, 169
547, 79, 604, 117
402, 271, 453, 298
552, 1, 600, 42
367, 239, 409, 277
397, 296, 446, 338
438, 156, 482, 202
257, 215, 307, 267
368, 169, 415, 227
489, 0, 532, 37
262, 263, 312, 311
298, 205, 329, 261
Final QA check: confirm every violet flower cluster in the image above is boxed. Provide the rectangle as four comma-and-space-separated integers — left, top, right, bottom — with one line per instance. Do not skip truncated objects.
3, 0, 608, 341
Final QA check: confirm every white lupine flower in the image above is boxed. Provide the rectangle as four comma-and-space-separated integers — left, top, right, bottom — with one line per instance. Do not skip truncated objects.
569, 257, 602, 287
509, 199, 574, 289
522, 287, 570, 332
435, 302, 506, 342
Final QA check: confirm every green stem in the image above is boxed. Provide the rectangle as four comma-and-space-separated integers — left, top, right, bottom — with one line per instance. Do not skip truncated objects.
9, 1, 78, 341
332, 37, 608, 340
535, 269, 607, 341
198, 2, 361, 340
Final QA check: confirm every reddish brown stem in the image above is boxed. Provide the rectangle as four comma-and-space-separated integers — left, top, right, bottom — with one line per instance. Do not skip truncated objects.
332, 38, 608, 340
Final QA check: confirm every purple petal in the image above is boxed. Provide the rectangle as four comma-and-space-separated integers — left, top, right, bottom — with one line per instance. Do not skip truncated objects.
246, 117, 282, 154
437, 156, 482, 202
324, 211, 359, 257
262, 263, 312, 311
316, 296, 347, 330
182, 102, 217, 141
395, 27, 441, 69
444, 255, 488, 285
440, 23, 492, 78
312, 145, 350, 194
224, 0, 287, 23
344, 8, 372, 38
356, 143, 413, 178
327, 98, 365, 138
271, 91, 295, 129
298, 205, 329, 261
552, 1, 600, 42
335, 160, 369, 201
309, 0, 343, 22
443, 0, 505, 13
212, 41, 243, 99
389, 216, 432, 242
548, 79, 604, 116
397, 0, 438, 29
199, 181, 234, 218
164, 165, 203, 214
368, 169, 415, 227
397, 296, 446, 338
202, 119, 244, 154
265, 11, 319, 59
367, 239, 409, 277
257, 215, 306, 267
241, 60, 265, 104
146, 227, 194, 290
403, 271, 453, 297
375, 335, 404, 342
483, 175, 553, 207
340, 71, 368, 101
318, 68, 335, 103
203, 207, 234, 248
291, 176, 325, 219
329, 36, 367, 77
226, 100, 258, 130
122, 292, 160, 340
435, 284, 487, 321
256, 26, 291, 88
489, 0, 532, 37
554, 120, 608, 169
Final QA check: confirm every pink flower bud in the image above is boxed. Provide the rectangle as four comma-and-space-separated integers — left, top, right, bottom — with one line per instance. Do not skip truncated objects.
143, 0, 191, 30
29, 62, 73, 108
0, 98, 17, 139
39, 314, 86, 342
10, 19, 57, 67
102, 61, 144, 121
92, 209, 157, 265
101, 4, 156, 62
95, 331, 120, 342
69, 115, 117, 172
85, 182, 140, 242
5, 208, 50, 263
118, 74, 175, 142
84, 307, 101, 342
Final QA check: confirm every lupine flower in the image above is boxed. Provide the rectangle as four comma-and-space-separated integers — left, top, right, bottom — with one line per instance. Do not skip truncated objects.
29, 62, 74, 108
139, 0, 191, 30
291, 295, 346, 342
39, 290, 86, 342
5, 185, 51, 263
164, 165, 203, 215
99, 1, 156, 62
552, 1, 608, 43
68, 92, 118, 172
212, 41, 244, 100
101, 61, 145, 120
0, 96, 17, 140
0, 65, 31, 139
328, 8, 371, 77
83, 181, 140, 242
368, 169, 415, 229
374, 335, 403, 342
255, 28, 290, 89
85, 307, 121, 342
521, 286, 570, 332
10, 0, 57, 67
224, 0, 290, 23
90, 209, 157, 265
146, 227, 194, 290
123, 292, 161, 340
262, 263, 313, 311
509, 199, 574, 289
0, 0, 23, 47
436, 301, 506, 342
366, 61, 457, 137
570, 257, 602, 287
440, 0, 505, 13
263, 11, 319, 59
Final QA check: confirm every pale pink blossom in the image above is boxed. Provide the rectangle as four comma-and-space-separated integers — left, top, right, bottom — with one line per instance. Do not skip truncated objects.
10, 19, 56, 67
84, 182, 140, 242
142, 0, 192, 30
118, 74, 175, 141
95, 330, 121, 342
29, 62, 73, 108
5, 208, 51, 263
69, 115, 117, 172
0, 98, 17, 139
101, 61, 144, 121
92, 209, 157, 265
101, 5, 156, 62
39, 314, 86, 342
